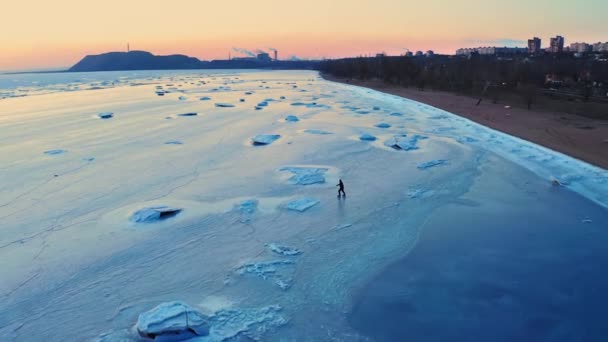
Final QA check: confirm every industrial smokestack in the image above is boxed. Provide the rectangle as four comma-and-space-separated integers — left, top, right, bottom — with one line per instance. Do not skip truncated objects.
274, 50, 278, 61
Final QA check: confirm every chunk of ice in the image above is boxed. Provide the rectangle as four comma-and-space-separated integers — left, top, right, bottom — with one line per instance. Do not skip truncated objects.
266, 243, 301, 256
279, 166, 328, 185
97, 112, 113, 119
359, 134, 377, 141
215, 103, 235, 108
130, 206, 182, 223
285, 198, 320, 212
251, 134, 281, 146
375, 123, 391, 128
285, 115, 299, 122
44, 149, 67, 155
177, 112, 197, 117
304, 129, 332, 135
136, 301, 210, 339
417, 160, 448, 170
384, 134, 427, 151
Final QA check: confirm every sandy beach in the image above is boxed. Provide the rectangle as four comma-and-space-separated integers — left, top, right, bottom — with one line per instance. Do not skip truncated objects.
323, 75, 608, 170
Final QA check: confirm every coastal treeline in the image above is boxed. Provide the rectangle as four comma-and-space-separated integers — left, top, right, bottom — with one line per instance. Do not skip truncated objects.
320, 54, 608, 117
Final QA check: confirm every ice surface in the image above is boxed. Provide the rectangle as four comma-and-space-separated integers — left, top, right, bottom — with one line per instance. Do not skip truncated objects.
417, 160, 449, 170
251, 134, 280, 146
279, 166, 327, 185
285, 198, 320, 212
136, 301, 210, 339
2, 70, 608, 341
359, 134, 377, 141
97, 112, 114, 119
130, 206, 182, 223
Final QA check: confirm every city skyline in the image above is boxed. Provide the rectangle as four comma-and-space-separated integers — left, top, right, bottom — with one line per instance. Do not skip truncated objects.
1, 0, 607, 71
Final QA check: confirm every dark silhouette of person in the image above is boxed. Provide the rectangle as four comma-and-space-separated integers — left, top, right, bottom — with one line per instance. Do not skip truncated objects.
337, 179, 346, 197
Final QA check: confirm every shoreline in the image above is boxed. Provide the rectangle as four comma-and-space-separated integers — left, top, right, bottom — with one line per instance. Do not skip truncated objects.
322, 74, 608, 170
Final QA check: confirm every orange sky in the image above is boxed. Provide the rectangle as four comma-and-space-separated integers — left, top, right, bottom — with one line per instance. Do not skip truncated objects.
1, 0, 606, 71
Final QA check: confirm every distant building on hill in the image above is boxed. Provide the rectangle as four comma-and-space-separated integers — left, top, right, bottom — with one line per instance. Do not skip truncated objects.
549, 36, 565, 53
570, 42, 591, 53
257, 53, 272, 63
528, 37, 542, 54
455, 46, 528, 56
592, 42, 608, 52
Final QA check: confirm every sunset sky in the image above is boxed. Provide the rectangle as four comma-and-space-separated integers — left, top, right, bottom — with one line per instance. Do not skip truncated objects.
1, 0, 606, 71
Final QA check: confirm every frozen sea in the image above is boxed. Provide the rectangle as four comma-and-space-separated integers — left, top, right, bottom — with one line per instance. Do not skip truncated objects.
1, 70, 607, 341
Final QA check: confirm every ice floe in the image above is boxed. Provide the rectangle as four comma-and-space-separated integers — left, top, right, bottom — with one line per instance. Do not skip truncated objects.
97, 112, 114, 119
136, 301, 210, 339
285, 115, 299, 122
375, 123, 391, 129
417, 160, 449, 170
304, 129, 332, 135
43, 149, 67, 155
177, 112, 198, 117
266, 243, 301, 256
130, 206, 182, 223
279, 166, 328, 185
359, 134, 377, 141
285, 198, 320, 212
251, 134, 280, 146
215, 103, 235, 108
164, 140, 183, 145
384, 134, 427, 151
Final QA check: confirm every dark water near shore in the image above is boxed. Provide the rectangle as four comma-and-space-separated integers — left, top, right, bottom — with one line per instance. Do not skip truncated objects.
349, 154, 608, 342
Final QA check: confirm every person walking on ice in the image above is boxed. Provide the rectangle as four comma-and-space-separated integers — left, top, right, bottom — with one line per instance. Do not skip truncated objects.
337, 179, 346, 197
